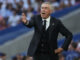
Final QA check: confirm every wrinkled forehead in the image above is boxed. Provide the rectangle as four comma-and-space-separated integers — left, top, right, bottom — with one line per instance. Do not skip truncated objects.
41, 3, 50, 8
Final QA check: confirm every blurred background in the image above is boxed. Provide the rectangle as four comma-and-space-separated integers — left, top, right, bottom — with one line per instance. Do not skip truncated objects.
0, 0, 80, 60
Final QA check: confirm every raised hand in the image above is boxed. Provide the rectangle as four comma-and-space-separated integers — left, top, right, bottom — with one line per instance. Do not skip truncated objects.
22, 13, 27, 24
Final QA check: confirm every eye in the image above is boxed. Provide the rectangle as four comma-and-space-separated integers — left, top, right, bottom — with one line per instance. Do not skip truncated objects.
45, 7, 48, 9
43, 6, 49, 10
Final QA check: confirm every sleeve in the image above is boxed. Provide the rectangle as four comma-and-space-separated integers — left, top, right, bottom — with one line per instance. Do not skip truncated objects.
59, 20, 73, 51
24, 15, 36, 28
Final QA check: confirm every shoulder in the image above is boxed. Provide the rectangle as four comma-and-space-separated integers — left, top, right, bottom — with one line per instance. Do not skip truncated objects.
51, 16, 62, 24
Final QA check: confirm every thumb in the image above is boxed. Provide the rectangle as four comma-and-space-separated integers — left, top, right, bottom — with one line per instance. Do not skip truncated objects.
22, 13, 26, 20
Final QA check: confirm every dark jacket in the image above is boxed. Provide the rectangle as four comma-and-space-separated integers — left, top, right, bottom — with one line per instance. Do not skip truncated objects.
24, 15, 73, 57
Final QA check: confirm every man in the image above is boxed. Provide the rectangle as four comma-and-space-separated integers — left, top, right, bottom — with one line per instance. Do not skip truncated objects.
22, 2, 72, 60
66, 42, 80, 60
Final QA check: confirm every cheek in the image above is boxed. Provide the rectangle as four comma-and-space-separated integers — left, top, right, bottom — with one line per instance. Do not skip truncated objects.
46, 11, 50, 15
40, 9, 43, 12
46, 10, 50, 13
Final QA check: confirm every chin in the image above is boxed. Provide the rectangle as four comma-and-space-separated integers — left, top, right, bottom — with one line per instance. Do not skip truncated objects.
41, 16, 46, 19
42, 17, 46, 19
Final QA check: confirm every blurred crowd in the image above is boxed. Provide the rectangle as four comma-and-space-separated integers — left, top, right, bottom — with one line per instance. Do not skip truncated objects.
0, 0, 80, 60
59, 41, 80, 60
12, 41, 80, 60
0, 0, 80, 30
0, 40, 80, 60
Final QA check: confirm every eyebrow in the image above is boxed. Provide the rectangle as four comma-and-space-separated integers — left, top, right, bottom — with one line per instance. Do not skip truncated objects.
41, 6, 49, 8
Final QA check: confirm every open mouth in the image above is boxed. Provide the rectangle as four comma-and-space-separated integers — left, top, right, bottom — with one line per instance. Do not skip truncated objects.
42, 12, 46, 14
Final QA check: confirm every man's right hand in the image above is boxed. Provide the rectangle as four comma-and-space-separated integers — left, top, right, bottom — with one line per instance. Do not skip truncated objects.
26, 56, 33, 60
22, 13, 27, 24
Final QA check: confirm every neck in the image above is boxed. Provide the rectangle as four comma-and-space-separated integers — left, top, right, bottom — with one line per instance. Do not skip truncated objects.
42, 16, 50, 19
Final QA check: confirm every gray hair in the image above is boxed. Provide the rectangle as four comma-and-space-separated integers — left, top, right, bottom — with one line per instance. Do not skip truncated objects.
41, 2, 54, 11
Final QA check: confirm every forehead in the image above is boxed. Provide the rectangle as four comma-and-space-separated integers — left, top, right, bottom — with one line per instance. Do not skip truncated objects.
41, 4, 50, 8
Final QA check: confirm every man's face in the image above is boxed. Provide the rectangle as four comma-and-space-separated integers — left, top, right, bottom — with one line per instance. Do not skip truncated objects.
41, 4, 52, 19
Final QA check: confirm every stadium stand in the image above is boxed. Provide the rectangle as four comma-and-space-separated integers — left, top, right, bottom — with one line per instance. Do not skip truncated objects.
0, 1, 80, 60
0, 4, 80, 45
51, 4, 80, 18
10, 4, 80, 60
0, 24, 33, 45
